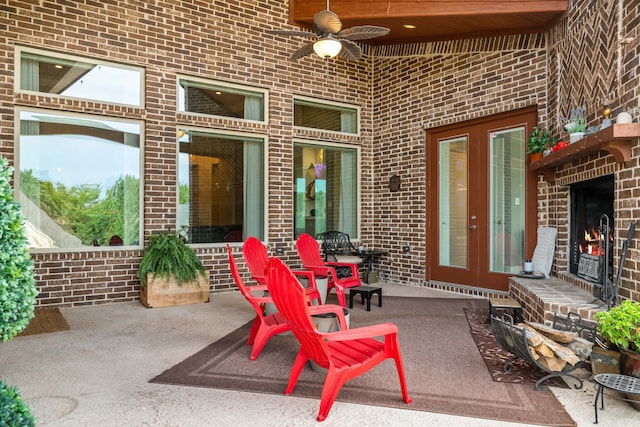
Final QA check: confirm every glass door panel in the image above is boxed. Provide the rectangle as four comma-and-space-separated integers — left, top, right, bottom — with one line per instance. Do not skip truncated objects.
489, 127, 526, 274
438, 136, 468, 268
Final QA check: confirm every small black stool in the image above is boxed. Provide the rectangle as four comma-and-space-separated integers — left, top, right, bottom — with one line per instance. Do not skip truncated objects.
488, 297, 524, 323
349, 286, 382, 311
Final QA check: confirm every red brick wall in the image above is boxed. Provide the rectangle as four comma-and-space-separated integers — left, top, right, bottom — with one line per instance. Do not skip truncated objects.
2, 0, 638, 306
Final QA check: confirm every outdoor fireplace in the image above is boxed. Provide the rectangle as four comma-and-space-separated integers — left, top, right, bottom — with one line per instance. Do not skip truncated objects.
569, 176, 614, 284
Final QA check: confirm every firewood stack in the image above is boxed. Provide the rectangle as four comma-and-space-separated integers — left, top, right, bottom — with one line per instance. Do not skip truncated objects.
520, 321, 593, 372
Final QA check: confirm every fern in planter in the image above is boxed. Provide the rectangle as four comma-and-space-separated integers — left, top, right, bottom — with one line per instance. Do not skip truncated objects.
137, 231, 206, 287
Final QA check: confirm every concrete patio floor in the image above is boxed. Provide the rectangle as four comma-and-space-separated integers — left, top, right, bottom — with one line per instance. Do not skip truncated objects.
0, 283, 637, 426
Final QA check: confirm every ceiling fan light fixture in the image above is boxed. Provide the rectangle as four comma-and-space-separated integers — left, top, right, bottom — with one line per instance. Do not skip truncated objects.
313, 38, 342, 58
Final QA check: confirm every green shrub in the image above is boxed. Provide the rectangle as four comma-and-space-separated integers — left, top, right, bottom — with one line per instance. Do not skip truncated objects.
0, 157, 38, 342
0, 380, 36, 427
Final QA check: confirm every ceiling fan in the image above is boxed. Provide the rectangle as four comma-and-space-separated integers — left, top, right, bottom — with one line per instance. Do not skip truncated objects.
267, 1, 390, 61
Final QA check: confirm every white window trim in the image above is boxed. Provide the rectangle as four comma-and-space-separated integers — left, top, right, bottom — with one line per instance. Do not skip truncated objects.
293, 95, 361, 136
294, 138, 361, 239
15, 107, 145, 252
175, 126, 269, 247
15, 45, 145, 108
176, 75, 269, 124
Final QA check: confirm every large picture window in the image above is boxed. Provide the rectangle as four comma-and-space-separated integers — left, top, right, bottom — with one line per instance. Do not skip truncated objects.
178, 78, 266, 122
17, 47, 143, 107
178, 130, 265, 243
17, 110, 142, 249
294, 97, 359, 134
294, 142, 359, 239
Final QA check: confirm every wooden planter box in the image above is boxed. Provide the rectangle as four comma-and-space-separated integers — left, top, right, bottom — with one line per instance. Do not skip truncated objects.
140, 270, 210, 308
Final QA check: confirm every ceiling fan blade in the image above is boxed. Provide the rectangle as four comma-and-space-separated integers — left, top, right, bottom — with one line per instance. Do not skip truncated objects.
313, 10, 342, 34
339, 25, 390, 41
337, 39, 361, 60
290, 42, 316, 60
267, 29, 317, 38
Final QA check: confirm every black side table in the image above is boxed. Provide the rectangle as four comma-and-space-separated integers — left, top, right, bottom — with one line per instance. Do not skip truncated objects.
593, 373, 640, 423
349, 286, 382, 311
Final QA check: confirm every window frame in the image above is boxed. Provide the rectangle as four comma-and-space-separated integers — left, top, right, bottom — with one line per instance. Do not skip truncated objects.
15, 45, 145, 108
14, 107, 145, 252
293, 139, 361, 240
177, 75, 269, 124
176, 126, 269, 246
293, 96, 360, 136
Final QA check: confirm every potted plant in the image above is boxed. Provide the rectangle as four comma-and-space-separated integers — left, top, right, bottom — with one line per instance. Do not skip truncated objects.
563, 106, 587, 143
137, 229, 210, 308
594, 299, 640, 409
0, 157, 37, 426
527, 126, 550, 162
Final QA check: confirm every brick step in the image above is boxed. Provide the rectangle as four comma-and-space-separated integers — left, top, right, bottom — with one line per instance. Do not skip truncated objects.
509, 276, 607, 326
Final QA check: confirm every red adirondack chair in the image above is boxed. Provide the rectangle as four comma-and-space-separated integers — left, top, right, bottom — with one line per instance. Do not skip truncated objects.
243, 236, 322, 305
265, 257, 412, 422
227, 244, 290, 360
296, 233, 361, 307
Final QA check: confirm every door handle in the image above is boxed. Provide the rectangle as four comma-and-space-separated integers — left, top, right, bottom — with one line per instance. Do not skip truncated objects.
469, 225, 477, 230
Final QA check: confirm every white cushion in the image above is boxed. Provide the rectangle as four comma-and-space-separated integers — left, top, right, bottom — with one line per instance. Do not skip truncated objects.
334, 255, 363, 264
532, 227, 557, 278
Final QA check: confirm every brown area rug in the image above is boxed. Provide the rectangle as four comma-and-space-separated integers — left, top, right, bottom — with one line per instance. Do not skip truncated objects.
464, 308, 568, 388
151, 296, 575, 426
17, 307, 70, 336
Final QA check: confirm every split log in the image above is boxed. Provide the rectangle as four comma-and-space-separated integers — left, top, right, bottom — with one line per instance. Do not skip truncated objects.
523, 325, 582, 368
566, 336, 593, 360
538, 356, 567, 372
525, 321, 578, 343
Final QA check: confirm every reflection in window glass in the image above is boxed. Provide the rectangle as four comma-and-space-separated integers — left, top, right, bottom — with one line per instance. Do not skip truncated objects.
294, 99, 358, 134
178, 130, 265, 243
178, 79, 265, 121
19, 50, 142, 106
294, 143, 358, 239
18, 110, 141, 248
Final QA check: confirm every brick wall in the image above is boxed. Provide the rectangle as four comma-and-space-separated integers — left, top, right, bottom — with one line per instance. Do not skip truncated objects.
2, 0, 639, 306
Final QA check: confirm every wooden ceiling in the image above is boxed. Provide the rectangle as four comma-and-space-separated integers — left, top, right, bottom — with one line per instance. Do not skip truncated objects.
289, 1, 569, 44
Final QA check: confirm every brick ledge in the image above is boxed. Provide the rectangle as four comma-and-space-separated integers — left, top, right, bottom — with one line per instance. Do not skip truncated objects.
509, 276, 606, 326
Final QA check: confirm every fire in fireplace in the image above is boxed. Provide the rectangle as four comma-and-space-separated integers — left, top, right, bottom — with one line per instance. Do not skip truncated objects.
570, 175, 614, 283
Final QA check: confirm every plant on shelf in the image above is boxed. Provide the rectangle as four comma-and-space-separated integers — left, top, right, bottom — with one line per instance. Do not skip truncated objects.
594, 299, 640, 354
137, 229, 209, 308
527, 126, 551, 160
563, 106, 587, 134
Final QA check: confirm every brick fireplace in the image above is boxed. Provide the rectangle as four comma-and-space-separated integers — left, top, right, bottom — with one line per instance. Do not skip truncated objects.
510, 124, 640, 325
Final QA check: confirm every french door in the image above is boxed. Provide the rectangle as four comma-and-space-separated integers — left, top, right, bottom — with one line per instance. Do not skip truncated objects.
427, 108, 538, 291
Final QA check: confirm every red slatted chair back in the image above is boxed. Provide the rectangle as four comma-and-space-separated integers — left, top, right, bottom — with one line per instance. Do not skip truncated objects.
242, 236, 270, 285
265, 257, 332, 368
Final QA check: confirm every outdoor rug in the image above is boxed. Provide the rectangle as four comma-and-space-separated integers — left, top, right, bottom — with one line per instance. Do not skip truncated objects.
17, 307, 70, 336
151, 296, 576, 426
464, 308, 568, 388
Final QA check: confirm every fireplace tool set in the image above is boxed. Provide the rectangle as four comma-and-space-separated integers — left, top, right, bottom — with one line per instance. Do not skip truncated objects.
592, 215, 636, 310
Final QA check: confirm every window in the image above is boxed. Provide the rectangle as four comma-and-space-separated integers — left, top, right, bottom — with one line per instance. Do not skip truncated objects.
294, 142, 359, 239
294, 97, 359, 134
178, 129, 265, 243
178, 77, 266, 122
17, 47, 143, 107
17, 110, 142, 249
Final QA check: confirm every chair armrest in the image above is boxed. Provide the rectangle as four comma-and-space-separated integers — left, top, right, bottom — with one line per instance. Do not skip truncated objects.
324, 322, 398, 341
308, 304, 349, 330
252, 296, 273, 304
326, 262, 360, 280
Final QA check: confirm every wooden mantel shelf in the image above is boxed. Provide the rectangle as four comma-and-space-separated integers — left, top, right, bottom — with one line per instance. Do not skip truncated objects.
530, 123, 640, 182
